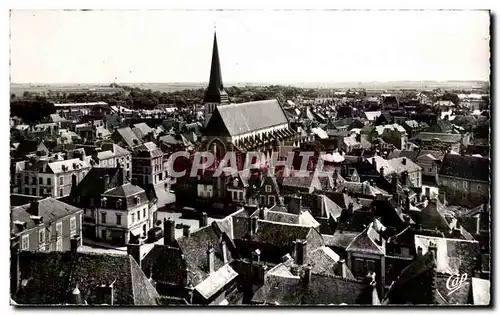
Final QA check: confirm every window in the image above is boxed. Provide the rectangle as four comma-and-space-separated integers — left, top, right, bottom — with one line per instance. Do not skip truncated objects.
39, 177, 43, 185
59, 189, 63, 197
143, 208, 146, 218
116, 214, 122, 225
24, 176, 28, 184
101, 212, 107, 224
265, 185, 272, 193
24, 188, 29, 195
70, 217, 76, 235
238, 191, 244, 201
47, 178, 51, 186
428, 168, 432, 173
59, 177, 63, 185
56, 239, 63, 251
135, 196, 141, 205
32, 188, 37, 196
477, 184, 482, 192
56, 222, 63, 239
260, 195, 266, 205
101, 197, 107, 208
463, 181, 468, 189
131, 213, 135, 223
21, 234, 29, 251
366, 260, 375, 273
101, 230, 107, 240
31, 177, 36, 185
91, 209, 95, 218
268, 195, 276, 205
116, 199, 123, 209
354, 258, 364, 274
137, 210, 141, 221
425, 187, 430, 196
39, 228, 45, 244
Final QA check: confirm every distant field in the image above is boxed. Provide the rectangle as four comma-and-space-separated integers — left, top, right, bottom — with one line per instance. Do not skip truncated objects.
10, 80, 488, 95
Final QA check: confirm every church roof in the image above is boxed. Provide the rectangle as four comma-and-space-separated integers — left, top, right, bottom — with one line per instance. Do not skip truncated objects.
205, 99, 289, 137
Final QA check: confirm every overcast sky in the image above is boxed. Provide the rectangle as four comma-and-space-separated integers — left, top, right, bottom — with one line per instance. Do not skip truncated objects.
10, 10, 490, 84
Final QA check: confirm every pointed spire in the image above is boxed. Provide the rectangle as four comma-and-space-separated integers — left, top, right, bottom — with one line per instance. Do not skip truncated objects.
204, 31, 227, 104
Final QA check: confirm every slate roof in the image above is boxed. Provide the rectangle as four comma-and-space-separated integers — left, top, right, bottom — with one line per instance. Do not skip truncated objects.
322, 232, 359, 249
134, 142, 164, 158
387, 157, 422, 174
418, 199, 450, 231
101, 143, 130, 157
11, 198, 82, 235
133, 123, 153, 136
115, 127, 143, 148
346, 223, 385, 255
265, 210, 320, 228
13, 251, 159, 305
102, 183, 145, 198
176, 225, 232, 287
194, 264, 238, 300
208, 99, 289, 136
306, 246, 356, 280
414, 132, 462, 143
253, 220, 316, 248
439, 154, 490, 182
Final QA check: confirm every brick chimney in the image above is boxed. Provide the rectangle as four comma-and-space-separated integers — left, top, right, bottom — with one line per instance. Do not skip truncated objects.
288, 195, 302, 215
103, 174, 110, 190
183, 225, 191, 237
127, 243, 141, 268
96, 280, 115, 305
372, 157, 377, 171
199, 212, 208, 228
259, 207, 266, 220
207, 245, 215, 274
222, 241, 228, 264
294, 239, 307, 265
402, 157, 407, 166
71, 235, 80, 255
164, 218, 175, 245
303, 264, 312, 288
379, 166, 385, 178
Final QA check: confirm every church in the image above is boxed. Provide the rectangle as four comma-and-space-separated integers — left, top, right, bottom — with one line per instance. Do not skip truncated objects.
201, 32, 312, 170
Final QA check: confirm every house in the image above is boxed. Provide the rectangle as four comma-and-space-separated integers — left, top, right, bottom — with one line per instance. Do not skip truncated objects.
11, 244, 159, 305
132, 142, 166, 187
141, 219, 239, 305
280, 173, 323, 195
383, 236, 484, 305
111, 127, 143, 149
11, 198, 83, 252
258, 175, 282, 207
374, 111, 393, 126
69, 166, 158, 245
14, 155, 92, 198
438, 154, 490, 207
92, 143, 132, 179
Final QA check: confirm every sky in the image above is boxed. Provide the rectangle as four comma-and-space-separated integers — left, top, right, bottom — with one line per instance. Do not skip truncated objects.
10, 10, 491, 84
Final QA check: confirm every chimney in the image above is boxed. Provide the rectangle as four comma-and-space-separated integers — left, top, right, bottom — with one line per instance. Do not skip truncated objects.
347, 202, 354, 214
250, 216, 258, 236
258, 207, 266, 220
103, 174, 110, 189
252, 249, 261, 265
402, 157, 407, 165
336, 259, 347, 278
29, 201, 39, 216
379, 166, 385, 178
164, 218, 176, 245
294, 239, 307, 265
288, 195, 302, 215
222, 241, 228, 264
10, 244, 20, 295
372, 157, 377, 171
401, 171, 408, 186
183, 225, 191, 237
96, 281, 115, 305
207, 245, 215, 274
71, 174, 77, 190
127, 243, 141, 267
404, 197, 410, 213
428, 241, 437, 258
303, 264, 312, 288
199, 212, 208, 228
70, 235, 80, 255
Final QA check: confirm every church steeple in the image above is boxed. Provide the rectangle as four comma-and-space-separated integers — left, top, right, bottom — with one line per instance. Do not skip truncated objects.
204, 31, 229, 104
204, 31, 229, 126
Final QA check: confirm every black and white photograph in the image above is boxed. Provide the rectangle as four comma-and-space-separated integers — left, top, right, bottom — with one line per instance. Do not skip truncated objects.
8, 8, 491, 306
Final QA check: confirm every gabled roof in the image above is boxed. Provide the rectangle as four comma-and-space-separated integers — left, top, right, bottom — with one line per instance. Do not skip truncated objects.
11, 198, 82, 235
14, 252, 159, 305
205, 99, 288, 137
133, 123, 153, 136
253, 220, 316, 248
265, 210, 320, 228
194, 264, 238, 300
346, 223, 385, 255
115, 127, 143, 148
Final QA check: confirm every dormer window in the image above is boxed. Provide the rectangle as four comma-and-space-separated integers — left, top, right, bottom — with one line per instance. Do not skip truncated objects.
135, 196, 141, 205
116, 199, 123, 209
101, 197, 107, 208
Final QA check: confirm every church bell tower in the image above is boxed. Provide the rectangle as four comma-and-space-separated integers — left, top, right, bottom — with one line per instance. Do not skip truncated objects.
203, 31, 229, 127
